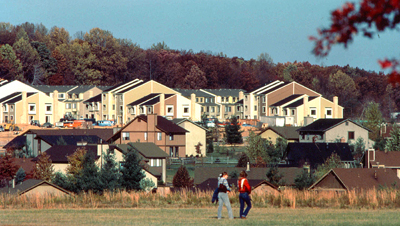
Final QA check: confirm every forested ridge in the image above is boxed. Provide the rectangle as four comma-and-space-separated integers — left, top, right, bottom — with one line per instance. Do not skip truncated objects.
0, 22, 397, 118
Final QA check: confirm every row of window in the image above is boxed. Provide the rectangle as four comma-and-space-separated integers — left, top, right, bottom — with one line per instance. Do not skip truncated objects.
122, 132, 174, 141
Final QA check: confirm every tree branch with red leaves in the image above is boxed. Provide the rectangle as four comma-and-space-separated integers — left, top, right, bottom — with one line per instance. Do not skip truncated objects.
310, 0, 400, 83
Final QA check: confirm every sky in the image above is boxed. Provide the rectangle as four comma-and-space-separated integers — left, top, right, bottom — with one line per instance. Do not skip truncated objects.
2, 0, 399, 73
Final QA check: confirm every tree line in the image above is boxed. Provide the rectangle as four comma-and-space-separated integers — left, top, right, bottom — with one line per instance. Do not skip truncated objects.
0, 22, 398, 119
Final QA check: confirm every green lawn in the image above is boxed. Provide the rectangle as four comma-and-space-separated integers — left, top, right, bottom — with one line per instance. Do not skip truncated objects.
1, 208, 400, 225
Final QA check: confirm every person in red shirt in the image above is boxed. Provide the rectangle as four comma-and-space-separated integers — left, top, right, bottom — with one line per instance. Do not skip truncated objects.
238, 170, 251, 219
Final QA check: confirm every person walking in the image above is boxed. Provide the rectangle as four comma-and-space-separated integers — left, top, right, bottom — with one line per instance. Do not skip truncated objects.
238, 170, 251, 219
217, 172, 233, 219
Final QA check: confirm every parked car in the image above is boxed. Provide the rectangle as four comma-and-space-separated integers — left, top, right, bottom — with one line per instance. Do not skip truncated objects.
41, 122, 53, 128
62, 121, 74, 128
0, 125, 4, 132
97, 120, 113, 126
64, 120, 85, 128
30, 120, 40, 126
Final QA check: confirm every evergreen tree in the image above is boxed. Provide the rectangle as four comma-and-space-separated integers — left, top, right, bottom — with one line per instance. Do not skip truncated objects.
236, 152, 250, 167
207, 141, 214, 154
225, 116, 243, 145
266, 166, 284, 186
75, 152, 103, 194
100, 149, 120, 191
245, 131, 271, 165
66, 147, 86, 176
15, 167, 26, 184
294, 170, 315, 190
140, 178, 156, 192
363, 101, 383, 140
385, 125, 400, 152
53, 172, 74, 192
120, 143, 145, 191
33, 152, 54, 181
172, 165, 193, 188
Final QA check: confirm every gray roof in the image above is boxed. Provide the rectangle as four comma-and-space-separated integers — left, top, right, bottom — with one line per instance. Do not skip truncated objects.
260, 126, 301, 140
32, 85, 77, 93
113, 143, 169, 158
171, 118, 208, 131
68, 85, 97, 94
202, 89, 245, 97
0, 179, 70, 195
174, 89, 214, 98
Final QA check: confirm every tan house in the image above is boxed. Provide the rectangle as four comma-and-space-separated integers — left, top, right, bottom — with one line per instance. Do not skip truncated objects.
1, 91, 64, 124
0, 179, 71, 196
171, 118, 207, 157
297, 118, 373, 148
101, 79, 201, 124
108, 114, 188, 158
259, 126, 300, 144
242, 80, 343, 121
252, 180, 280, 196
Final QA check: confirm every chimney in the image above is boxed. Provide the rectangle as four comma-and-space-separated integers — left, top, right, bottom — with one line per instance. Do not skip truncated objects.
239, 91, 244, 101
246, 162, 250, 172
159, 94, 165, 116
303, 95, 308, 120
190, 93, 196, 120
12, 178, 15, 188
53, 90, 59, 123
21, 91, 27, 124
333, 96, 338, 118
147, 114, 157, 135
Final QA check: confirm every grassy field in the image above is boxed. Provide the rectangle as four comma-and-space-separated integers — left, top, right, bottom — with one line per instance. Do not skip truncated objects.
1, 207, 400, 225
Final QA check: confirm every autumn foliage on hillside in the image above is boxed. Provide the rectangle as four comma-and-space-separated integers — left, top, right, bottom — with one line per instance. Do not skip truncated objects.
0, 21, 399, 118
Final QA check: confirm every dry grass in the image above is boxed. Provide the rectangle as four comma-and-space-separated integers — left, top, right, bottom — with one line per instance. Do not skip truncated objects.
2, 188, 400, 210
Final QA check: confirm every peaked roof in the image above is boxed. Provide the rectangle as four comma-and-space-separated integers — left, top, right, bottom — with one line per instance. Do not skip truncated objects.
259, 126, 300, 140
170, 118, 208, 131
4, 136, 26, 149
309, 168, 400, 191
4, 92, 36, 104
32, 85, 77, 93
112, 143, 169, 158
0, 179, 71, 195
22, 129, 114, 141
270, 94, 303, 107
136, 115, 188, 133
35, 135, 104, 146
201, 89, 245, 97
174, 88, 214, 98
285, 142, 354, 169
297, 118, 370, 132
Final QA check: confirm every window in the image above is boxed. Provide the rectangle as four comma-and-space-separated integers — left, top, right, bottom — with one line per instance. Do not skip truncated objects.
291, 109, 295, 115
58, 93, 64, 99
196, 98, 199, 102
140, 106, 144, 114
227, 106, 231, 112
113, 105, 115, 110
86, 104, 89, 110
245, 105, 248, 111
310, 108, 317, 118
103, 94, 106, 99
45, 104, 52, 114
206, 106, 210, 112
72, 103, 76, 109
45, 115, 50, 123
245, 95, 248, 101
175, 147, 179, 157
166, 105, 174, 116
157, 132, 162, 141
28, 104, 36, 114
103, 115, 107, 120
122, 132, 130, 141
254, 105, 257, 111
205, 98, 209, 103
148, 107, 152, 113
132, 107, 136, 115
211, 107, 215, 113
10, 105, 14, 111
85, 114, 89, 118
120, 106, 123, 112
262, 96, 266, 103
169, 147, 174, 157
348, 131, 355, 140
2, 105, 8, 112
103, 104, 106, 110
169, 134, 174, 140
283, 109, 288, 116
262, 106, 266, 113
144, 132, 148, 141
200, 98, 203, 102
68, 94, 72, 99
120, 95, 123, 101
325, 107, 333, 118
94, 103, 99, 110
183, 106, 189, 115
222, 97, 225, 103
150, 159, 161, 167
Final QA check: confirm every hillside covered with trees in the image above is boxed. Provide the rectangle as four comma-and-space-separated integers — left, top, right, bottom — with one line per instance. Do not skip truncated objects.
0, 22, 398, 119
